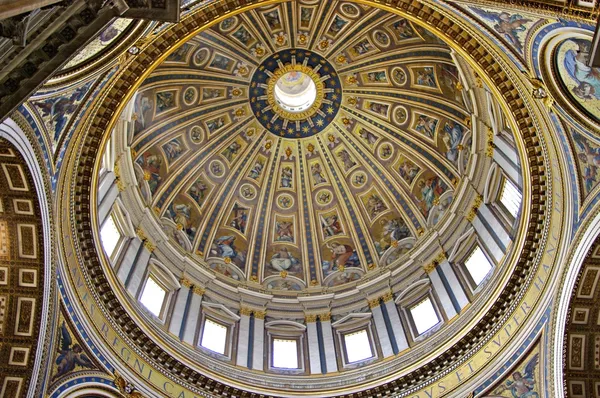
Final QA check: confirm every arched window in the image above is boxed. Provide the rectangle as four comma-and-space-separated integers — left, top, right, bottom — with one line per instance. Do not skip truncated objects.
343, 329, 373, 363
464, 245, 494, 286
200, 318, 228, 355
100, 213, 122, 259
409, 297, 440, 335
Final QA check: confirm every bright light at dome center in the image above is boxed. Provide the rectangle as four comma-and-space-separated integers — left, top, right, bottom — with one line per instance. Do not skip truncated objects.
274, 71, 317, 113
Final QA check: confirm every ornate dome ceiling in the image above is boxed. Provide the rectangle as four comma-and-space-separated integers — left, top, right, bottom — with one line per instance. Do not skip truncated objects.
129, 1, 472, 290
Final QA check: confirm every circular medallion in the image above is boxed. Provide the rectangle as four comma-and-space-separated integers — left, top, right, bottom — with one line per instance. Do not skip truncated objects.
315, 189, 333, 205
219, 17, 238, 32
193, 48, 210, 66
250, 50, 341, 138
209, 160, 225, 178
183, 87, 198, 106
189, 125, 204, 143
277, 193, 294, 209
351, 170, 367, 188
240, 184, 257, 200
378, 142, 394, 160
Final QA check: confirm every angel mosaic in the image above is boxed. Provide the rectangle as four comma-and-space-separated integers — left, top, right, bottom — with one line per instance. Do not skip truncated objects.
349, 38, 374, 57
274, 219, 294, 242
280, 166, 293, 188
269, 247, 300, 272
188, 177, 209, 207
365, 192, 388, 218
375, 217, 410, 255
53, 321, 94, 381
228, 204, 248, 234
232, 25, 255, 47
168, 202, 196, 240
415, 67, 437, 88
327, 15, 348, 36
366, 71, 387, 83
299, 7, 312, 29
222, 141, 242, 162
470, 8, 532, 54
321, 213, 343, 238
311, 162, 327, 185
493, 353, 539, 398
357, 127, 378, 147
390, 19, 414, 40
156, 91, 175, 113
417, 176, 447, 217
337, 149, 356, 171
414, 114, 438, 138
206, 116, 225, 134
162, 138, 184, 163
248, 157, 265, 180
398, 158, 420, 184
323, 242, 360, 274
263, 10, 282, 30
442, 121, 464, 163
563, 38, 600, 101
202, 88, 224, 100
136, 152, 162, 194
209, 54, 235, 71
366, 101, 389, 117
573, 131, 600, 194
211, 235, 246, 269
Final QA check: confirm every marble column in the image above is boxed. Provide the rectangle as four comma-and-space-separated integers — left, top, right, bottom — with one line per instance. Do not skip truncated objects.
428, 266, 458, 319
382, 297, 408, 352
320, 314, 338, 373
439, 259, 469, 310
168, 280, 191, 337
252, 311, 265, 370
305, 315, 322, 374
125, 241, 153, 297
370, 300, 394, 357
182, 287, 204, 345
236, 309, 252, 367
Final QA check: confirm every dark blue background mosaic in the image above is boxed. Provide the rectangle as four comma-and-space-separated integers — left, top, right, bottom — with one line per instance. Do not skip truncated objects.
249, 49, 342, 139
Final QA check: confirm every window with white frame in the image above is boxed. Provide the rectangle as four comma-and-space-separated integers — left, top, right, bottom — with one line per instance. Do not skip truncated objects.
464, 245, 493, 286
139, 276, 167, 317
344, 329, 373, 363
272, 338, 299, 369
200, 318, 228, 354
498, 177, 521, 218
100, 214, 121, 258
410, 298, 439, 335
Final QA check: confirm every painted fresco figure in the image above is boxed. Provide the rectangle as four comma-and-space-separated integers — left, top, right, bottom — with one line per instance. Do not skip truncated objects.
415, 115, 437, 138
326, 242, 360, 269
573, 133, 600, 193
281, 166, 293, 188
494, 354, 539, 398
212, 235, 246, 268
564, 38, 600, 100
471, 9, 531, 53
311, 163, 327, 184
337, 149, 356, 170
275, 220, 294, 242
53, 321, 94, 380
270, 247, 300, 271
442, 121, 464, 163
